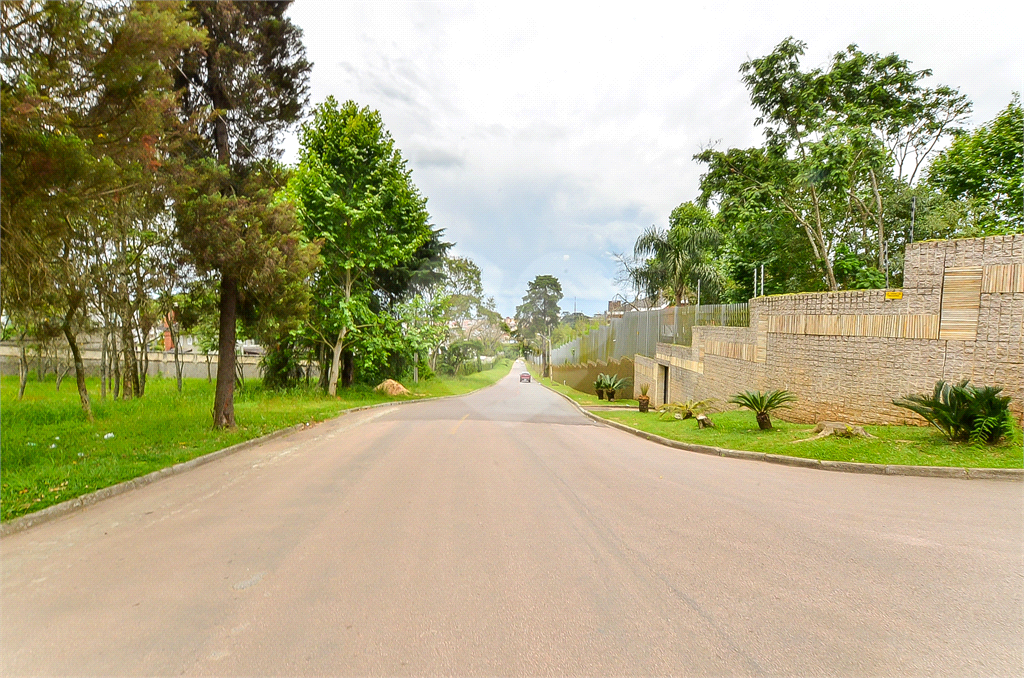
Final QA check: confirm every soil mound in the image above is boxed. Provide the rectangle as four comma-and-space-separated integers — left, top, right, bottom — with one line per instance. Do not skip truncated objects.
375, 379, 411, 396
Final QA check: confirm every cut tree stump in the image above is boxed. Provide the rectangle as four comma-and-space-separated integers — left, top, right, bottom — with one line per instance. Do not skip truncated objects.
793, 421, 876, 442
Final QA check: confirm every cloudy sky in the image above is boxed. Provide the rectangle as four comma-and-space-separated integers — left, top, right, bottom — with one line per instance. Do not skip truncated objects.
281, 0, 1023, 317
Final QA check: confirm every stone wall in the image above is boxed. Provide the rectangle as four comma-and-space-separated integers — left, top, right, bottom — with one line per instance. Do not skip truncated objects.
633, 234, 1024, 425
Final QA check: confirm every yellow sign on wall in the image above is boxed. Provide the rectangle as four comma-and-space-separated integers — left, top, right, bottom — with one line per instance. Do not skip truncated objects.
885, 290, 903, 300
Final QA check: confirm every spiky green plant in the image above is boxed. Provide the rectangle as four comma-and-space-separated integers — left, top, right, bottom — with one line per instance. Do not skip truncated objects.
657, 399, 711, 421
893, 380, 1013, 444
728, 389, 797, 430
604, 374, 631, 400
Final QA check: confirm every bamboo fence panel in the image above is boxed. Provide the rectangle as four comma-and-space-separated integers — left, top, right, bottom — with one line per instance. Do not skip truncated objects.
939, 267, 983, 340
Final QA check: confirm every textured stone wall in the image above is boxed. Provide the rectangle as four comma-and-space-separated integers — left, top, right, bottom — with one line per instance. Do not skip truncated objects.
640, 235, 1024, 426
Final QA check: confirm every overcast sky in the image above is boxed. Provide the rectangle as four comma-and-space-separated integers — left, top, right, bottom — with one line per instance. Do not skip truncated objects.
282, 0, 1023, 318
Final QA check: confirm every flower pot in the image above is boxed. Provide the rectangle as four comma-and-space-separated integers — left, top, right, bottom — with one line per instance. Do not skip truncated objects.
638, 395, 650, 413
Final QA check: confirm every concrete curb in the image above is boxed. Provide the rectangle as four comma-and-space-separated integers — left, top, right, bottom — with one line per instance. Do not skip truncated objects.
1, 373, 512, 538
540, 382, 1023, 482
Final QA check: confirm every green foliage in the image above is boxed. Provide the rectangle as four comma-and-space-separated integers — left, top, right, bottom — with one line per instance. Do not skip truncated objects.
632, 202, 725, 305
893, 380, 1014, 445
515, 275, 563, 341
925, 93, 1023, 232
604, 374, 631, 393
729, 389, 797, 414
657, 399, 711, 421
289, 97, 432, 392
698, 37, 970, 294
728, 389, 797, 430
438, 339, 485, 377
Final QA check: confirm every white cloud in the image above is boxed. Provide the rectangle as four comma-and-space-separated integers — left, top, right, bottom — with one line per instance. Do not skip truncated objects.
284, 0, 1024, 316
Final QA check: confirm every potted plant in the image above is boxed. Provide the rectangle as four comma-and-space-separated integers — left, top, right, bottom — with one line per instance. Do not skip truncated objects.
605, 374, 631, 401
594, 373, 609, 400
638, 384, 651, 412
728, 389, 797, 430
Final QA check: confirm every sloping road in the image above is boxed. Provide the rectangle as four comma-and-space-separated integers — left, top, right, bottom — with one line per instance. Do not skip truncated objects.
2, 361, 1021, 676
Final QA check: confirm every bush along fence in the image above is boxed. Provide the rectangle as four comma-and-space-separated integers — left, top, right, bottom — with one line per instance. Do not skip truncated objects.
633, 235, 1023, 426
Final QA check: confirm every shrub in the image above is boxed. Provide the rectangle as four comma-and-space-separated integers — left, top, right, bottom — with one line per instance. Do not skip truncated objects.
893, 380, 1013, 445
657, 399, 711, 421
728, 389, 797, 430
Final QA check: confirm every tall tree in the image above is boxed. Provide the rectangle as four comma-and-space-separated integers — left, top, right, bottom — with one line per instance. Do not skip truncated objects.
632, 202, 724, 306
515, 275, 562, 375
698, 38, 970, 291
925, 93, 1023, 233
1, 1, 203, 418
289, 97, 432, 395
173, 1, 316, 427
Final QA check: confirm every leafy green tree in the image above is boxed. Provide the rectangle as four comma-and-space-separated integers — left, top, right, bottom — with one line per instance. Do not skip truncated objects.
698, 38, 970, 291
289, 97, 432, 395
173, 1, 316, 427
515, 275, 563, 341
515, 275, 562, 376
1, 1, 204, 418
632, 202, 724, 305
925, 94, 1023, 233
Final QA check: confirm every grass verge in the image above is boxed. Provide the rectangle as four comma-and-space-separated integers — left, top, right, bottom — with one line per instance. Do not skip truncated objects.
532, 374, 1022, 469
526, 366, 639, 407
1, 359, 511, 523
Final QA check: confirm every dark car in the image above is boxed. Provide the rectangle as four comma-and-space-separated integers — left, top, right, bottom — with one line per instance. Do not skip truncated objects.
520, 372, 531, 383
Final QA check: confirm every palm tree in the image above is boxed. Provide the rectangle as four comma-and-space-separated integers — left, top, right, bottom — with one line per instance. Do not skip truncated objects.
633, 202, 724, 306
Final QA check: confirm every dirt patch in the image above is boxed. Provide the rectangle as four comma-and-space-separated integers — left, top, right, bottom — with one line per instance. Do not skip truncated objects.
374, 379, 411, 396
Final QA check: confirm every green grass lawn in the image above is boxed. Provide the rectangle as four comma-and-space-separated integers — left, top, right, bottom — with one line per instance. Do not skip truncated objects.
526, 367, 639, 407
532, 375, 1022, 469
1, 359, 511, 522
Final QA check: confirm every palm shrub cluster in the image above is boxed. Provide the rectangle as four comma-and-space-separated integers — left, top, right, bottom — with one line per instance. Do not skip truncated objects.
728, 389, 797, 430
893, 380, 1014, 445
594, 373, 631, 400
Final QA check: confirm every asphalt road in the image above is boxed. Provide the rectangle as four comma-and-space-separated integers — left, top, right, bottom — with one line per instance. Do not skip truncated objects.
2, 360, 1022, 676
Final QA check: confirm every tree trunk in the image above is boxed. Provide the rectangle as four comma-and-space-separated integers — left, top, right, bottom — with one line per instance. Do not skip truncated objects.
869, 168, 886, 271
212, 274, 238, 428
169, 316, 183, 392
755, 411, 772, 431
18, 343, 28, 400
112, 330, 121, 400
121, 325, 139, 399
62, 321, 93, 421
342, 350, 354, 387
55, 360, 71, 392
235, 351, 245, 390
100, 329, 108, 400
327, 326, 346, 396
413, 351, 419, 384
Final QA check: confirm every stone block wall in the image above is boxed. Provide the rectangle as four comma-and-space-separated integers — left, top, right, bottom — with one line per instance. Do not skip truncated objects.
634, 235, 1024, 426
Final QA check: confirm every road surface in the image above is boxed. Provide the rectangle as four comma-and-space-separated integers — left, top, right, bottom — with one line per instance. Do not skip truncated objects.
2, 361, 1021, 675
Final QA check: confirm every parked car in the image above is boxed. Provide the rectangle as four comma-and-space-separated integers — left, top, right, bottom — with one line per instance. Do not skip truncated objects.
520, 372, 531, 383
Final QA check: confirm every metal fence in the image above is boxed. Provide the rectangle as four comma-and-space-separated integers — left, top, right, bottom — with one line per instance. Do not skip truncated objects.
550, 303, 749, 365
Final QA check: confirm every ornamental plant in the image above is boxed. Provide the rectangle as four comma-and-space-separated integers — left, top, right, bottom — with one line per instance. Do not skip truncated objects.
893, 380, 1014, 445
728, 389, 797, 430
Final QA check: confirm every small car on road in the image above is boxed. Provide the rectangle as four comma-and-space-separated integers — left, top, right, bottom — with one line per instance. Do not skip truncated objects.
520, 372, 531, 383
